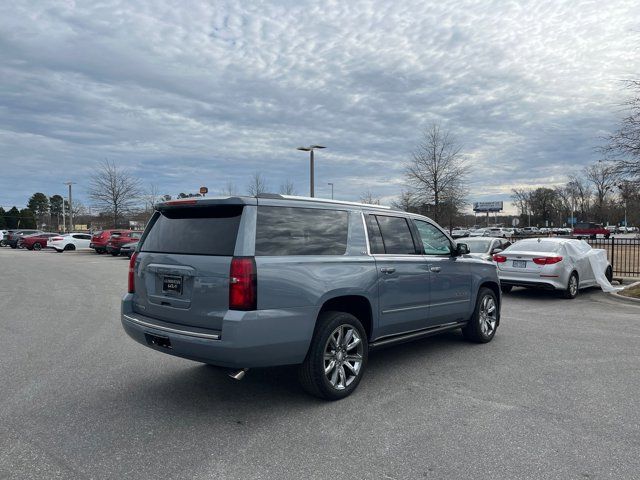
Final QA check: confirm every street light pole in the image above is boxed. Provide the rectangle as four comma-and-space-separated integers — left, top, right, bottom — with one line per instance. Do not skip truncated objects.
297, 145, 326, 197
327, 182, 334, 199
64, 181, 75, 232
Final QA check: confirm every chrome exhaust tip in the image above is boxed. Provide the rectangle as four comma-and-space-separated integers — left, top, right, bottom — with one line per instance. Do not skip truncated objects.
228, 368, 248, 380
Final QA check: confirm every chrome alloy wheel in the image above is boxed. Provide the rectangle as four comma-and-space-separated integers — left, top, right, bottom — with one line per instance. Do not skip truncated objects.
569, 275, 578, 296
323, 324, 364, 390
479, 295, 497, 337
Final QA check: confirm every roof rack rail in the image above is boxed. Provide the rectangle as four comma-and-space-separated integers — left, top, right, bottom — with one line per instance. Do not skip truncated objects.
261, 194, 393, 209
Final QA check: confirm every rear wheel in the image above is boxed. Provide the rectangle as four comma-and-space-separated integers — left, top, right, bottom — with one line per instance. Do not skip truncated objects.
63, 244, 75, 251
33, 242, 42, 251
10, 244, 17, 249
298, 311, 368, 400
563, 272, 579, 299
111, 251, 119, 256
605, 266, 613, 282
462, 287, 499, 343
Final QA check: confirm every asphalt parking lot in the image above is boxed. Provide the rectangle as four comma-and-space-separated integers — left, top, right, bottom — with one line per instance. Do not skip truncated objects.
1, 248, 639, 480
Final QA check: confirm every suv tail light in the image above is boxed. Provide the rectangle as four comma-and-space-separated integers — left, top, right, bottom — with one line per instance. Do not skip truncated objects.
229, 257, 257, 310
493, 254, 507, 263
128, 252, 138, 293
533, 256, 563, 265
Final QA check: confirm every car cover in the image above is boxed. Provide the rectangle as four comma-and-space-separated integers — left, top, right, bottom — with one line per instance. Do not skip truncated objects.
562, 240, 622, 292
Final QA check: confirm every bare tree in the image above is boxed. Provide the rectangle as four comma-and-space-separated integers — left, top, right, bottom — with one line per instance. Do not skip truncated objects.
511, 188, 532, 221
359, 189, 380, 205
142, 183, 160, 214
247, 173, 269, 196
279, 179, 297, 195
605, 80, 640, 179
89, 160, 142, 228
566, 175, 592, 216
220, 181, 240, 196
391, 190, 418, 212
584, 161, 618, 220
405, 123, 468, 222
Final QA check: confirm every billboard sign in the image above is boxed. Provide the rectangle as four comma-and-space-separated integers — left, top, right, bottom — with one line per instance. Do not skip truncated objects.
473, 201, 503, 212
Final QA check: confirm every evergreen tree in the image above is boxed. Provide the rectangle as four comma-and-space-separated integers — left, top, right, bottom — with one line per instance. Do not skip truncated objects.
50, 195, 64, 230
18, 208, 37, 229
0, 207, 6, 229
27, 192, 49, 228
5, 207, 19, 229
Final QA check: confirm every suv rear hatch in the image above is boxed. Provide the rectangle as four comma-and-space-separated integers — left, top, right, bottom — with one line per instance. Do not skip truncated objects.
133, 202, 246, 331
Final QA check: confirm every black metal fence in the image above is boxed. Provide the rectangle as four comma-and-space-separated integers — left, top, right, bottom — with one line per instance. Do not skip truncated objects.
586, 237, 640, 278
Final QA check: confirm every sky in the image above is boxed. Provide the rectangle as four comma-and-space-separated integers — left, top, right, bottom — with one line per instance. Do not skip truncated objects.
1, 0, 639, 214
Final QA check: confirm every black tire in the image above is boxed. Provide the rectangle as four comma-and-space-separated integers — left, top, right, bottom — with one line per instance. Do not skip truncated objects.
33, 242, 42, 251
605, 266, 613, 283
63, 244, 75, 251
10, 244, 17, 249
563, 272, 579, 299
111, 251, 119, 256
462, 287, 499, 343
501, 285, 512, 294
298, 311, 368, 400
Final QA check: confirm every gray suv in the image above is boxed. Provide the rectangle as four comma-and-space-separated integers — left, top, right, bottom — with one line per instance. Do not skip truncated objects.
121, 195, 501, 399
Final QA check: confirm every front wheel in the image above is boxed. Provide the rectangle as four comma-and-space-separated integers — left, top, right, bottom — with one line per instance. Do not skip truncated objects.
33, 242, 42, 251
605, 266, 613, 283
563, 272, 579, 299
462, 287, 499, 343
298, 311, 368, 400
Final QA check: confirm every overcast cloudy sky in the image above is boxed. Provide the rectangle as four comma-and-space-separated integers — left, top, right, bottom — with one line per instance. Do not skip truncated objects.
1, 0, 639, 212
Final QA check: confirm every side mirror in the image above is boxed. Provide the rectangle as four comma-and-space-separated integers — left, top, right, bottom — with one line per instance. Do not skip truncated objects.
491, 248, 503, 255
455, 243, 470, 256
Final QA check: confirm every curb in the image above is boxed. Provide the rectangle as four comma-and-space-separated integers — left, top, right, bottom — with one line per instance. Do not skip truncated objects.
609, 281, 640, 305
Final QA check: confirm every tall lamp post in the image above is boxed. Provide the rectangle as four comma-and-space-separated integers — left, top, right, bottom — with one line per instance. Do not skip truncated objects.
296, 145, 326, 197
327, 182, 334, 200
64, 181, 75, 233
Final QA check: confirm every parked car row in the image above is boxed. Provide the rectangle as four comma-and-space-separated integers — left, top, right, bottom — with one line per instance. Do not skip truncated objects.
0, 228, 142, 257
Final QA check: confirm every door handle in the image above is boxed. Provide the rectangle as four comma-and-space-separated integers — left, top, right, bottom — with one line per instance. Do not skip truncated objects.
380, 267, 396, 274
430, 266, 441, 273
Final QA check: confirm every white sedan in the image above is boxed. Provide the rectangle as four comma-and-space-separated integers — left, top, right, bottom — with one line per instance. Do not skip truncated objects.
48, 233, 93, 252
495, 238, 614, 298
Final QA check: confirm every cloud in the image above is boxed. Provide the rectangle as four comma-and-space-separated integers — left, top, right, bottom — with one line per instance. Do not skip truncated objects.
0, 0, 639, 213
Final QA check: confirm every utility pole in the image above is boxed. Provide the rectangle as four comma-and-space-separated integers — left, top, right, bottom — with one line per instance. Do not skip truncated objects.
62, 199, 66, 233
327, 182, 334, 200
296, 145, 326, 197
64, 181, 75, 232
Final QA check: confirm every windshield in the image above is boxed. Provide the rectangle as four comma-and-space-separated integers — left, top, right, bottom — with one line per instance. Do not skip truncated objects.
458, 239, 491, 253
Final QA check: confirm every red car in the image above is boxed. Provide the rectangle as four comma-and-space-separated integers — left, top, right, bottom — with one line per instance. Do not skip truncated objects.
90, 229, 133, 254
20, 233, 59, 250
572, 222, 610, 239
106, 231, 143, 256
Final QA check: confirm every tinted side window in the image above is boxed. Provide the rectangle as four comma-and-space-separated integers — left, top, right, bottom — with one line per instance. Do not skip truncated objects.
374, 215, 418, 255
365, 215, 385, 254
414, 220, 452, 255
256, 206, 348, 256
141, 206, 243, 255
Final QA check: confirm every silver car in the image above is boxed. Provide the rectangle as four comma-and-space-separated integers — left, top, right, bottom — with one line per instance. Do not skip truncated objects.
495, 238, 613, 298
458, 237, 511, 262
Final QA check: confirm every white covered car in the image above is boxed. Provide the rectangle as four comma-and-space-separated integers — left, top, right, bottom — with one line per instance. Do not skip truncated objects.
494, 238, 615, 298
48, 233, 92, 252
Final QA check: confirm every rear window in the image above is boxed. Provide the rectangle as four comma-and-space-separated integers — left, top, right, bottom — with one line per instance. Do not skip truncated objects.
141, 206, 243, 256
510, 240, 561, 253
255, 206, 348, 256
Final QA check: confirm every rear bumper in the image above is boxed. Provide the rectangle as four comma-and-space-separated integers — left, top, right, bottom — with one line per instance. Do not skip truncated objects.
499, 274, 566, 290
106, 245, 121, 254
121, 294, 316, 368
